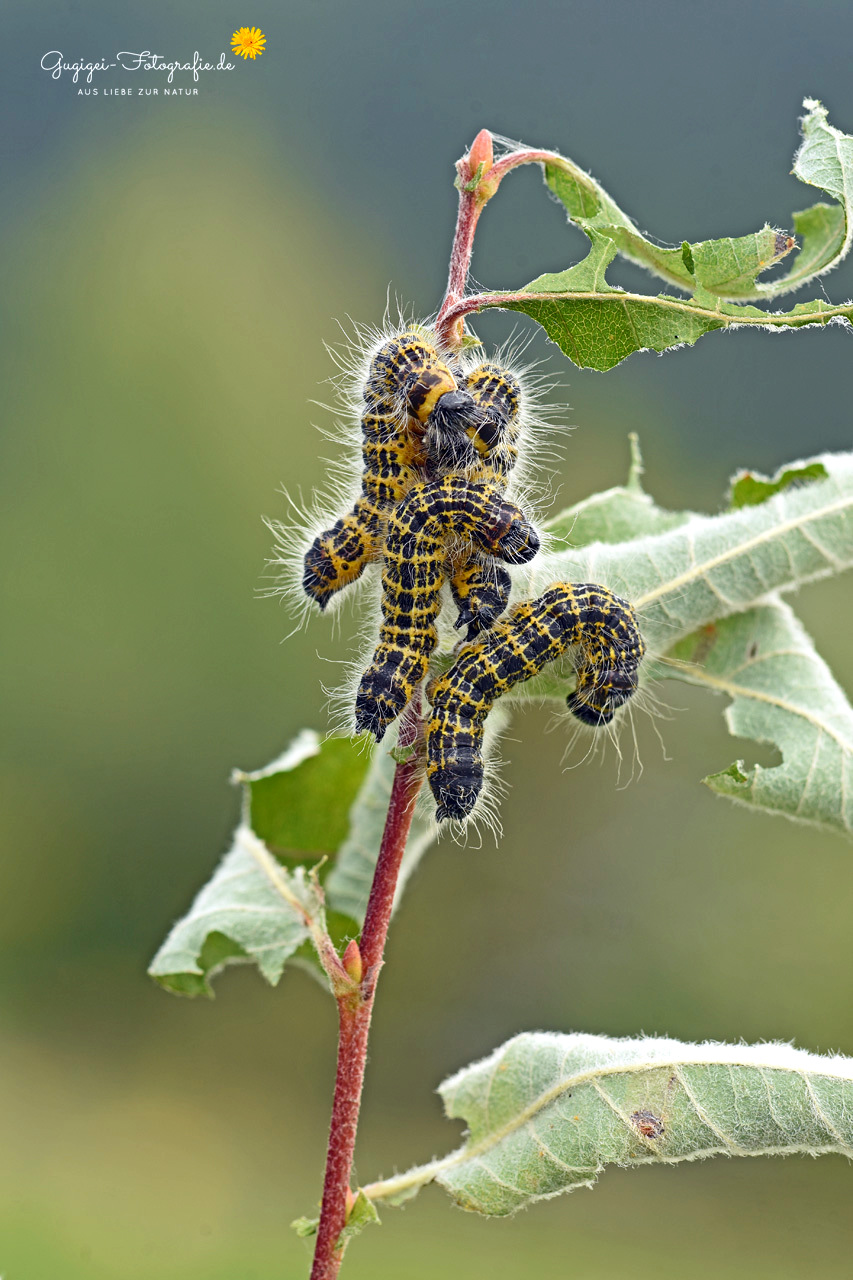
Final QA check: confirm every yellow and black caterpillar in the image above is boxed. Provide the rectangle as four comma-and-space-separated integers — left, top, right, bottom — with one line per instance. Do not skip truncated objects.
302, 330, 457, 610
354, 476, 541, 741
437, 362, 524, 639
426, 584, 646, 822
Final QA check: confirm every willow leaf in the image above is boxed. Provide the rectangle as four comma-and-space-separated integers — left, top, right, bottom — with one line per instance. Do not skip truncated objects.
530, 449, 853, 661
543, 154, 793, 299
326, 734, 436, 925
760, 97, 853, 299
469, 101, 853, 368
363, 1032, 853, 1215
539, 97, 850, 302
479, 285, 851, 372
663, 598, 853, 836
148, 824, 323, 997
234, 729, 371, 866
148, 729, 360, 996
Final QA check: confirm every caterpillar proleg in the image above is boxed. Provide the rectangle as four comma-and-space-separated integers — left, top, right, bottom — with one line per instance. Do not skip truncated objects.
426, 584, 645, 822
354, 476, 541, 741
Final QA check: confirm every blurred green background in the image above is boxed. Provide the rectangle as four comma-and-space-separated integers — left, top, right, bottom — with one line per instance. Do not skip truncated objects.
3, 2, 853, 1276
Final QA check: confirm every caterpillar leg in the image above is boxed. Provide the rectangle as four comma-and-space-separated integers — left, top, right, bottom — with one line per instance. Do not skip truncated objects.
426, 583, 645, 821
450, 558, 512, 639
354, 477, 540, 741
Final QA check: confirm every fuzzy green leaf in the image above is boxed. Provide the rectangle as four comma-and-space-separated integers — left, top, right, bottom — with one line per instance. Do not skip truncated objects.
149, 730, 365, 996
363, 1033, 853, 1214
483, 286, 851, 372
532, 450, 853, 663
471, 101, 853, 369
325, 733, 436, 925
148, 825, 323, 997
543, 161, 794, 299
540, 97, 850, 301
728, 461, 829, 509
516, 450, 853, 836
663, 598, 853, 836
234, 730, 371, 865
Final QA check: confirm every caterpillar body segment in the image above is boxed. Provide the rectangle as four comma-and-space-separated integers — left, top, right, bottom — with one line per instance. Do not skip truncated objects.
424, 361, 524, 634
354, 477, 541, 741
302, 332, 457, 610
449, 558, 513, 639
426, 584, 645, 821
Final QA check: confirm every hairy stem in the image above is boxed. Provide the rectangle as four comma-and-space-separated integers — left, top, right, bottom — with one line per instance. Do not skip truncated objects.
309, 706, 423, 1280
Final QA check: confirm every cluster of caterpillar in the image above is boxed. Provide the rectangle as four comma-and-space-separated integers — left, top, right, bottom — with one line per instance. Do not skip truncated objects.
299, 327, 539, 739
426, 584, 646, 822
286, 323, 645, 826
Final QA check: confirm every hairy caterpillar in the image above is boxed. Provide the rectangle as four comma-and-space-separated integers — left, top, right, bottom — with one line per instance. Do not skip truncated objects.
354, 476, 541, 741
439, 362, 524, 638
302, 330, 458, 610
426, 583, 645, 822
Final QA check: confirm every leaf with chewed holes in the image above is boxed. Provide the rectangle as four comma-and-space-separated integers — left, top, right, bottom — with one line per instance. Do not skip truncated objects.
666, 598, 853, 836
362, 1032, 853, 1215
516, 446, 853, 837
467, 100, 853, 369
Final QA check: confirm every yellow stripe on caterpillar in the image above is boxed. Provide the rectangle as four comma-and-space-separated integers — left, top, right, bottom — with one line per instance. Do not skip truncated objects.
354, 476, 541, 741
426, 583, 645, 822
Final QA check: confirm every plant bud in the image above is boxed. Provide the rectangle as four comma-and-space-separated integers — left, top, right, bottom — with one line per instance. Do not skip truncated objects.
468, 129, 494, 177
342, 939, 363, 984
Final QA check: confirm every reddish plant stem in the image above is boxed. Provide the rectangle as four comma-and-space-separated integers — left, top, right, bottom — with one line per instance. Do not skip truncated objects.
310, 127, 527, 1277
435, 183, 486, 351
309, 709, 423, 1280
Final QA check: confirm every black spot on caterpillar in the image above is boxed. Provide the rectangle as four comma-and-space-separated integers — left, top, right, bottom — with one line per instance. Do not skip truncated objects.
426, 583, 645, 821
354, 476, 541, 741
302, 331, 457, 610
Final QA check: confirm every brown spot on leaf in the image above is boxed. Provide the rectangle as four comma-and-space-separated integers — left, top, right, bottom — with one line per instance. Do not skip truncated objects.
631, 1109, 665, 1140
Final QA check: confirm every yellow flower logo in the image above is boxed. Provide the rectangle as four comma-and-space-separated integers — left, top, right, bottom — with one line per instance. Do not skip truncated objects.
231, 26, 266, 60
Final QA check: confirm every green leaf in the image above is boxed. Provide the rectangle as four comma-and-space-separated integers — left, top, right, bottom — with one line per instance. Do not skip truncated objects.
482, 286, 851, 373
325, 734, 436, 926
761, 98, 853, 299
728, 461, 829, 509
530, 449, 853, 665
338, 1190, 380, 1244
291, 1216, 319, 1238
469, 101, 853, 369
541, 97, 851, 302
150, 729, 367, 996
662, 598, 853, 836
542, 151, 794, 300
363, 1032, 853, 1215
148, 824, 323, 997
234, 730, 371, 866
